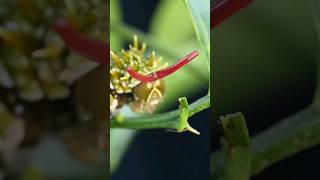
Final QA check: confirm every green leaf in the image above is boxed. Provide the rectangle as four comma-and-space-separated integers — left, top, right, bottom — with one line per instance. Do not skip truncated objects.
110, 0, 123, 50
150, 0, 194, 45
184, 0, 210, 58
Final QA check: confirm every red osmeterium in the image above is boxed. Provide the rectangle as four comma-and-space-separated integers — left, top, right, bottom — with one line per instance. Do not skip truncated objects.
53, 18, 109, 64
127, 50, 199, 83
211, 0, 253, 29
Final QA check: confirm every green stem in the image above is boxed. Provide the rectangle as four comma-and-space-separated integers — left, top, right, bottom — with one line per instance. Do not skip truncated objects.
212, 106, 320, 178
221, 113, 251, 180
110, 94, 210, 131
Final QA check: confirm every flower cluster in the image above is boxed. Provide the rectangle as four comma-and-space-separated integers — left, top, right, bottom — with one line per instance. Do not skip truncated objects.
0, 1, 108, 171
110, 36, 165, 114
110, 36, 163, 94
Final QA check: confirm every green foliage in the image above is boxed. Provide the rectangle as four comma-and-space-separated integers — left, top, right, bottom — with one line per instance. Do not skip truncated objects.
185, 0, 210, 62
211, 1, 320, 179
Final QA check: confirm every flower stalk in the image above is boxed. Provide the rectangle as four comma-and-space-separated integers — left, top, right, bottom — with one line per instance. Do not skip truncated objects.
110, 94, 210, 134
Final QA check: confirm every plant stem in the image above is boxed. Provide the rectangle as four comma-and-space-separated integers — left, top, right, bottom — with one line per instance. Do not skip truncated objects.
212, 106, 320, 178
110, 94, 210, 130
221, 113, 251, 180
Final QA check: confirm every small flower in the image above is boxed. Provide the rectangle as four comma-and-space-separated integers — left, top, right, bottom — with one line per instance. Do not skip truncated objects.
110, 36, 166, 114
110, 35, 163, 94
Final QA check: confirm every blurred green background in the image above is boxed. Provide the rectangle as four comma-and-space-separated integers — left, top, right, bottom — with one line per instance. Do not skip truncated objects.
212, 0, 319, 179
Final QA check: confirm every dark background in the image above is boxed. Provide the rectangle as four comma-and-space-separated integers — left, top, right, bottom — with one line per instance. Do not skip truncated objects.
212, 0, 320, 179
